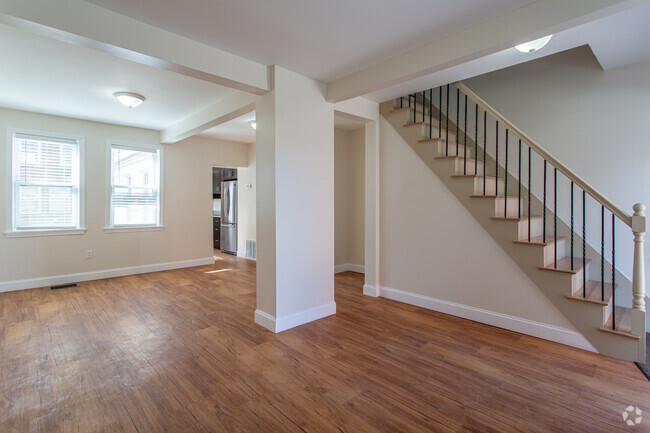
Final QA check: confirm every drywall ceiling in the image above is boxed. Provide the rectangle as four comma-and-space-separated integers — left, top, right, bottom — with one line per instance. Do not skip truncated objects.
200, 111, 256, 144
86, 0, 536, 82
0, 23, 234, 130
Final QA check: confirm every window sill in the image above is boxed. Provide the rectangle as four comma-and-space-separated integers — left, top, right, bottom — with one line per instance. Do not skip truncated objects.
104, 225, 165, 233
4, 228, 87, 238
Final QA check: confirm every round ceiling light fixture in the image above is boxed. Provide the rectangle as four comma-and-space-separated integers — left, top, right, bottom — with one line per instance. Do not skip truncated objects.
114, 91, 145, 108
248, 120, 257, 130
515, 35, 553, 53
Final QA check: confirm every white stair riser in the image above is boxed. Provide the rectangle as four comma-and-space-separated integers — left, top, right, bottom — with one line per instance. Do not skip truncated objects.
473, 177, 505, 196
517, 219, 543, 240
404, 123, 458, 142
494, 197, 523, 218
453, 159, 484, 175
394, 98, 437, 115
543, 239, 567, 266
437, 142, 471, 158
569, 264, 590, 293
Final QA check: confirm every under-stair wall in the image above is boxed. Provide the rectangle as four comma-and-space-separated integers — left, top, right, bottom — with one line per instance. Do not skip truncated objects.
379, 81, 646, 362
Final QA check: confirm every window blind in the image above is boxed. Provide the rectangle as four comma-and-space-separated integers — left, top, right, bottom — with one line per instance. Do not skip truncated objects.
110, 146, 160, 226
12, 134, 80, 229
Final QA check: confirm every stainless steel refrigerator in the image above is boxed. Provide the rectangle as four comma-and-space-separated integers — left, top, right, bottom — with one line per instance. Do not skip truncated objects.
220, 180, 237, 254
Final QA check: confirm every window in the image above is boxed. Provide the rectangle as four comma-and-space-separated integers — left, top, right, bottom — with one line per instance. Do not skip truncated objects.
6, 129, 85, 237
107, 141, 162, 231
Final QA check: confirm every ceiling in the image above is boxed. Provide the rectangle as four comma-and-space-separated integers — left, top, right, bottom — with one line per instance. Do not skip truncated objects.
1, 0, 649, 143
0, 23, 234, 131
86, 0, 535, 83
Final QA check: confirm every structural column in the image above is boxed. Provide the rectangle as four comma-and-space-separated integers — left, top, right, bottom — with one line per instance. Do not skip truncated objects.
255, 66, 336, 332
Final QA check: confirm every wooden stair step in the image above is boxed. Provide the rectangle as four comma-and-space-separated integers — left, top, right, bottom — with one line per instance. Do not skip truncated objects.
567, 280, 615, 306
404, 122, 457, 135
435, 156, 478, 164
599, 306, 639, 339
491, 216, 542, 221
514, 236, 567, 246
539, 257, 591, 274
451, 174, 498, 179
470, 195, 520, 199
391, 107, 439, 118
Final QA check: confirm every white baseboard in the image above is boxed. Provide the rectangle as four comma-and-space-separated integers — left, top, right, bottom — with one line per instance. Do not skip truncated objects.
0, 257, 216, 293
363, 284, 378, 297
374, 285, 596, 352
237, 251, 256, 261
335, 263, 365, 274
255, 301, 337, 333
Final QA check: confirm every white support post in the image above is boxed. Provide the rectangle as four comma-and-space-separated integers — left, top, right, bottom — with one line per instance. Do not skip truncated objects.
631, 203, 646, 363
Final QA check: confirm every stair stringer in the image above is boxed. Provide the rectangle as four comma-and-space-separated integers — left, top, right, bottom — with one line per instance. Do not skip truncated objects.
380, 101, 643, 362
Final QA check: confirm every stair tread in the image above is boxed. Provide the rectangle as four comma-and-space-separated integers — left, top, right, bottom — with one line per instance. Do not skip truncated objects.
539, 257, 591, 274
470, 195, 521, 199
451, 174, 498, 180
600, 306, 638, 339
391, 107, 439, 118
567, 280, 616, 306
514, 236, 567, 246
404, 122, 458, 134
490, 216, 543, 221
435, 155, 478, 161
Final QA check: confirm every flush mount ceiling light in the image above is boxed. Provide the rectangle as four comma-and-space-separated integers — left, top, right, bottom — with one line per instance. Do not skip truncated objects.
515, 35, 553, 53
114, 92, 145, 108
248, 120, 257, 130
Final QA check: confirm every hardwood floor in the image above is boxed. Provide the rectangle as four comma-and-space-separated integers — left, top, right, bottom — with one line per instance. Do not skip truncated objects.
1, 253, 648, 432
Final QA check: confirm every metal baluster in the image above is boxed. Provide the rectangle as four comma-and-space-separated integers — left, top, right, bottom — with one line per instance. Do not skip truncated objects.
601, 205, 605, 302
504, 130, 509, 217
446, 84, 449, 156
438, 87, 442, 138
612, 213, 616, 331
422, 91, 425, 123
518, 139, 521, 218
413, 94, 416, 123
483, 111, 487, 195
583, 190, 586, 298
495, 121, 499, 196
554, 167, 557, 268
571, 182, 574, 271
528, 147, 531, 241
463, 95, 467, 174
400, 95, 403, 108
429, 89, 433, 138
456, 87, 459, 156
475, 105, 478, 175
543, 160, 547, 243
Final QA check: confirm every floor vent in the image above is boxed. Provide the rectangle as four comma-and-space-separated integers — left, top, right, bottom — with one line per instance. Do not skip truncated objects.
50, 283, 78, 290
246, 239, 257, 260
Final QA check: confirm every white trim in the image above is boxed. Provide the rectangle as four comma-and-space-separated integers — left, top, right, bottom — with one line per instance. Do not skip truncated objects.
4, 228, 87, 238
104, 225, 165, 233
106, 139, 163, 229
363, 284, 378, 297
254, 309, 277, 332
254, 302, 337, 333
0, 257, 214, 293
335, 263, 365, 274
237, 250, 256, 261
374, 285, 596, 352
6, 127, 85, 235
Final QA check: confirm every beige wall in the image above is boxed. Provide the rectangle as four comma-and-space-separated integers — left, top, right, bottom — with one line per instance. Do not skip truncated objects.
237, 141, 256, 257
0, 108, 249, 288
334, 127, 365, 269
378, 116, 574, 329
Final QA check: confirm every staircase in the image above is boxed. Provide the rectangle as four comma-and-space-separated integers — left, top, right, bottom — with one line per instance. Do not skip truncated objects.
380, 83, 647, 363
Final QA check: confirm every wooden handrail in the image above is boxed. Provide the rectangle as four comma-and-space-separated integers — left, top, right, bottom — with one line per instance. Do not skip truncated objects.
454, 81, 633, 227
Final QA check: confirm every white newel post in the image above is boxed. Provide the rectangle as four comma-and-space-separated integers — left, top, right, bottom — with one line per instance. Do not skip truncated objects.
631, 203, 646, 363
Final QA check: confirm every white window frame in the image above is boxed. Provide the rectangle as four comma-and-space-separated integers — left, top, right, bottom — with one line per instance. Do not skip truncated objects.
105, 140, 164, 233
5, 128, 86, 238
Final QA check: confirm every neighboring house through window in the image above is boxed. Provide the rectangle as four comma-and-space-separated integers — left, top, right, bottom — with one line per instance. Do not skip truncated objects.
106, 141, 163, 232
6, 129, 85, 237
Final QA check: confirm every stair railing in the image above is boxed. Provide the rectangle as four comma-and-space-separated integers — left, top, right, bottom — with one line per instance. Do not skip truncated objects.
399, 82, 646, 337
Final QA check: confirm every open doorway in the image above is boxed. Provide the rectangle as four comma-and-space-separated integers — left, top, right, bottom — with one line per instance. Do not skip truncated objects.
334, 115, 365, 275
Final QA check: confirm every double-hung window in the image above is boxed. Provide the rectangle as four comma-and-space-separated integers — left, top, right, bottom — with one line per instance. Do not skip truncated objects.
107, 141, 163, 231
6, 129, 85, 237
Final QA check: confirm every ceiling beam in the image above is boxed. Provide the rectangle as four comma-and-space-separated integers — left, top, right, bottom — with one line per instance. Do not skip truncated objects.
326, 0, 642, 103
161, 92, 259, 144
0, 0, 270, 95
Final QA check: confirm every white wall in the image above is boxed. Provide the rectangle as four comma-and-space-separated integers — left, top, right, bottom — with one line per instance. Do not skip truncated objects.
334, 127, 365, 270
378, 116, 577, 331
464, 45, 650, 294
237, 141, 256, 257
0, 108, 248, 289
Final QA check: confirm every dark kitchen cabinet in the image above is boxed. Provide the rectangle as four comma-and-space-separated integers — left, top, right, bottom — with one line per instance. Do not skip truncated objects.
223, 168, 237, 181
213, 217, 221, 249
212, 168, 223, 197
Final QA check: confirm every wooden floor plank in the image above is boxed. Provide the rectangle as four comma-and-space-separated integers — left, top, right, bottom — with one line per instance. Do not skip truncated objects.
0, 253, 648, 432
